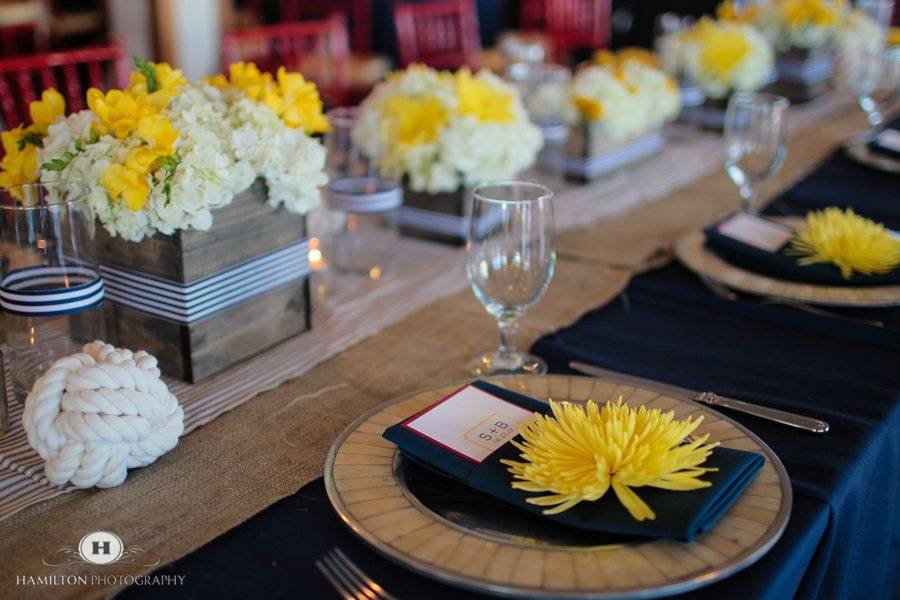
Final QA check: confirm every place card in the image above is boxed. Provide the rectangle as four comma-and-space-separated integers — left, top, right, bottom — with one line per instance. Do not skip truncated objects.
717, 213, 794, 252
401, 384, 534, 463
874, 129, 900, 154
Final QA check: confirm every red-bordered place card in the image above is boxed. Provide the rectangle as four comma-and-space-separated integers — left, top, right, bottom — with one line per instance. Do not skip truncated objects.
402, 385, 535, 463
717, 213, 794, 252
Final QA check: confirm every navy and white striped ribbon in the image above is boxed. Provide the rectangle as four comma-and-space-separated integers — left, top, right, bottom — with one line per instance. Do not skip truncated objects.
100, 239, 309, 324
0, 265, 105, 316
399, 206, 503, 239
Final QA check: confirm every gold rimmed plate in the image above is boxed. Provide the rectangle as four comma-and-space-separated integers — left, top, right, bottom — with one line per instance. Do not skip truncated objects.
324, 375, 791, 599
844, 132, 900, 175
676, 218, 900, 308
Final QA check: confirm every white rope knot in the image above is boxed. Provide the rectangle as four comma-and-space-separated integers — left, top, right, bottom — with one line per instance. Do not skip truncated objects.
22, 341, 184, 489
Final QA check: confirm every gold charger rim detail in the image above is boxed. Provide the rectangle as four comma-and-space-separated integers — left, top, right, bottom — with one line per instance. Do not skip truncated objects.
675, 219, 900, 308
323, 375, 792, 599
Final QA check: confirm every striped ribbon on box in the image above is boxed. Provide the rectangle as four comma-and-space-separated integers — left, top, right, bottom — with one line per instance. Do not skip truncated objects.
100, 239, 310, 324
0, 265, 105, 317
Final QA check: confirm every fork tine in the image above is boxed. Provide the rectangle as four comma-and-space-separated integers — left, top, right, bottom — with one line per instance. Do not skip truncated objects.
323, 553, 371, 600
316, 558, 357, 600
333, 548, 398, 600
326, 552, 379, 600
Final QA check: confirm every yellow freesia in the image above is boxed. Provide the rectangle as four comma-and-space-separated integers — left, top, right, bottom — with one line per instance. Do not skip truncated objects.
382, 94, 449, 148
137, 114, 179, 152
455, 68, 515, 123
789, 207, 900, 278
28, 88, 65, 135
227, 62, 278, 103
573, 95, 605, 121
696, 20, 752, 83
101, 163, 150, 211
128, 61, 186, 109
594, 47, 661, 69
0, 127, 39, 191
276, 67, 329, 133
87, 88, 156, 139
502, 398, 718, 521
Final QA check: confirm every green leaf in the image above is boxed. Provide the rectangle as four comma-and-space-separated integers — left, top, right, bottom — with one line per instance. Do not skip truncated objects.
41, 153, 74, 172
17, 131, 43, 150
133, 56, 159, 93
159, 153, 180, 205
89, 127, 100, 144
74, 138, 84, 152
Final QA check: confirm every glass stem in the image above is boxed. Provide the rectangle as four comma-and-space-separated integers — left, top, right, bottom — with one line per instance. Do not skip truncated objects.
498, 314, 519, 360
739, 183, 757, 214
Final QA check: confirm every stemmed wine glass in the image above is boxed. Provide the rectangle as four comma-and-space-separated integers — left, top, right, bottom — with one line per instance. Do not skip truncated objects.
724, 93, 789, 214
466, 181, 556, 376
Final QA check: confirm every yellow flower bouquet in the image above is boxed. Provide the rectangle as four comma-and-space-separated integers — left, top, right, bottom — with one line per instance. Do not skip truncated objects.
0, 58, 328, 242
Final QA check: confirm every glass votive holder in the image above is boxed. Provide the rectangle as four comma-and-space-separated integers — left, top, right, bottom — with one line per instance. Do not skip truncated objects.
327, 177, 402, 278
0, 183, 107, 402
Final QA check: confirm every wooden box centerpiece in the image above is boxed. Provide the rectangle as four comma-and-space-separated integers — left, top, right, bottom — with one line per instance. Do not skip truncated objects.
97, 180, 311, 382
768, 48, 834, 103
560, 123, 667, 183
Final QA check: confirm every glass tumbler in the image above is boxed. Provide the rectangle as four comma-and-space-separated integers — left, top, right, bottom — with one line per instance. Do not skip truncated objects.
0, 183, 106, 402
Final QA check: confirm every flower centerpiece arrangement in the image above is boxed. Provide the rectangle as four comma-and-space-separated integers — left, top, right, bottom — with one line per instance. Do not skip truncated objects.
0, 58, 330, 382
351, 64, 542, 244
678, 17, 775, 101
0, 58, 328, 242
550, 49, 682, 181
718, 0, 844, 101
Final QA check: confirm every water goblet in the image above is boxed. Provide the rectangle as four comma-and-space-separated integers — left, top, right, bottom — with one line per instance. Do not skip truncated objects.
724, 93, 789, 214
466, 181, 556, 376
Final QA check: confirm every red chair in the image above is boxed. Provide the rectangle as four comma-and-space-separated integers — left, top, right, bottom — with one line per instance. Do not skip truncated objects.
524, 0, 611, 62
394, 0, 481, 70
0, 22, 45, 58
222, 16, 352, 107
275, 0, 372, 53
0, 41, 126, 129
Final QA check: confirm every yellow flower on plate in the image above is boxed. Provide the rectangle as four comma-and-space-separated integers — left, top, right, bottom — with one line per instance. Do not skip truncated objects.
502, 398, 718, 521
276, 67, 329, 133
789, 207, 900, 278
87, 88, 156, 139
382, 94, 449, 148
101, 163, 150, 211
455, 68, 515, 123
28, 88, 65, 135
0, 127, 40, 192
573, 95, 605, 121
128, 60, 186, 109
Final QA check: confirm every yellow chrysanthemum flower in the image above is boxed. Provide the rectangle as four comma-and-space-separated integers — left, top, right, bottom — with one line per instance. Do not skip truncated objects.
502, 398, 719, 521
28, 88, 65, 135
573, 95, 605, 121
276, 67, 329, 133
789, 207, 900, 278
87, 88, 156, 139
101, 163, 150, 211
382, 94, 449, 148
455, 68, 515, 123
0, 127, 39, 191
128, 60, 186, 109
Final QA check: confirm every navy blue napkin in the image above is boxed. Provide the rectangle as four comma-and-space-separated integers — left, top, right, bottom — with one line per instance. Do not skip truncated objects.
703, 216, 900, 286
383, 380, 764, 542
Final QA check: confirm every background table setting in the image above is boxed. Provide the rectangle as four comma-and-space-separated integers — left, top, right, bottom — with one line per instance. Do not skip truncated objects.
0, 1, 899, 599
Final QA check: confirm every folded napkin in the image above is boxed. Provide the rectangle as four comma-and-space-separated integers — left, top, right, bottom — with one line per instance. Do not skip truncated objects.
383, 380, 764, 542
704, 217, 900, 287
868, 127, 900, 160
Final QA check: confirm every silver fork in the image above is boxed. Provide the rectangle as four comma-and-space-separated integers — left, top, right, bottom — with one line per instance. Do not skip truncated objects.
698, 274, 885, 328
316, 548, 398, 600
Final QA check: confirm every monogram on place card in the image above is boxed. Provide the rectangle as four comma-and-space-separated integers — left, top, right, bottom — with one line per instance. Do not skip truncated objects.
875, 129, 900, 153
717, 213, 794, 252
402, 385, 535, 463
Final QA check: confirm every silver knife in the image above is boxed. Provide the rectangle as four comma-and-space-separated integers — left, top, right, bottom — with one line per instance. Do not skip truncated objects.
568, 360, 830, 434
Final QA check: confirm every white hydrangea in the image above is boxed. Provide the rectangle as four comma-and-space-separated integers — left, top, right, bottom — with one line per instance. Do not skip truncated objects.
352, 66, 542, 193
37, 81, 326, 241
834, 8, 885, 55
753, 4, 836, 51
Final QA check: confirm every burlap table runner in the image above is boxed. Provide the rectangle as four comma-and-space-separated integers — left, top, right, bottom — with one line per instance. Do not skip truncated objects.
0, 102, 867, 599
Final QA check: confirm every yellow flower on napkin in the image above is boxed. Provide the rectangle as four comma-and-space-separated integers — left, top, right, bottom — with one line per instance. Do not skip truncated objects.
28, 88, 65, 135
790, 207, 900, 278
502, 398, 719, 521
